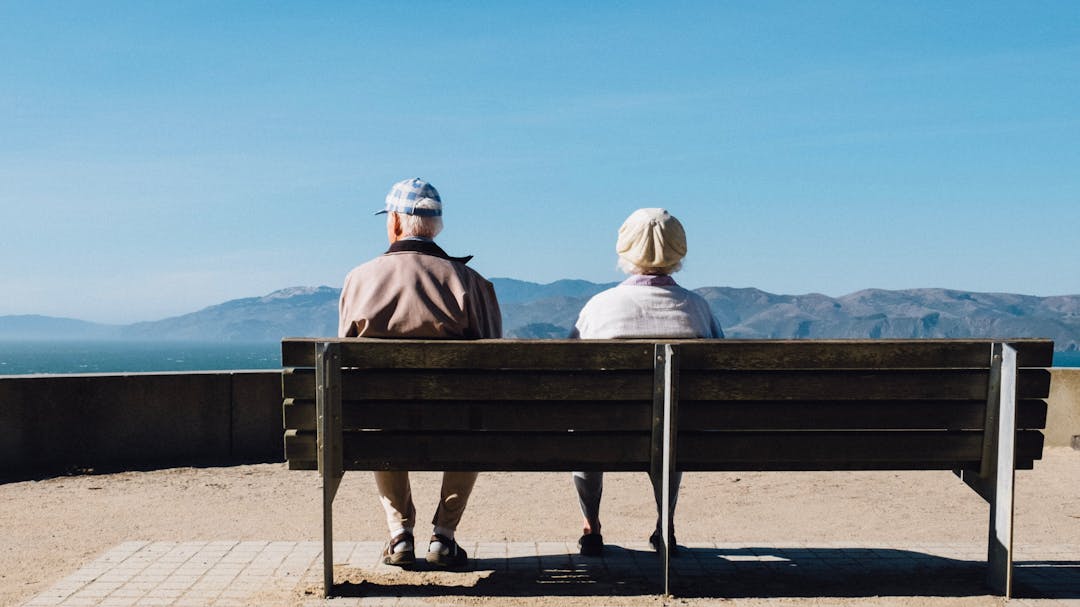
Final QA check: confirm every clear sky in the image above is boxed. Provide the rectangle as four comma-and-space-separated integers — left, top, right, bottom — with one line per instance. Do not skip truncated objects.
2, 2, 1078, 324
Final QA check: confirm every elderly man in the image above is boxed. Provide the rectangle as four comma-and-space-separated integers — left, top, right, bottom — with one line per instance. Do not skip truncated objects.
339, 178, 502, 568
570, 208, 723, 557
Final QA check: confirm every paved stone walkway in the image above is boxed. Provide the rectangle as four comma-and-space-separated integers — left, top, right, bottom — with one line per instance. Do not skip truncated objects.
21, 541, 1080, 606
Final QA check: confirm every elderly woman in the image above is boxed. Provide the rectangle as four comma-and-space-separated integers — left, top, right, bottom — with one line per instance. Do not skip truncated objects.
570, 208, 723, 557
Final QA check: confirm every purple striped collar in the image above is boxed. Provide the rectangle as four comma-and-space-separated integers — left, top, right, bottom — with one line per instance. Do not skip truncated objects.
621, 275, 677, 287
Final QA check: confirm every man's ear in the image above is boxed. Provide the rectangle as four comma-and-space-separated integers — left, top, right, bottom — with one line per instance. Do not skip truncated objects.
387, 212, 404, 243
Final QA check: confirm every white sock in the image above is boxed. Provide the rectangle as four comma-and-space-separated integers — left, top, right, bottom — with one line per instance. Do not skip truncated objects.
430, 527, 455, 554
389, 527, 413, 553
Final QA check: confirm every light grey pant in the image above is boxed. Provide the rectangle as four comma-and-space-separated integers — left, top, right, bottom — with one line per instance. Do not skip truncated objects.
573, 470, 682, 533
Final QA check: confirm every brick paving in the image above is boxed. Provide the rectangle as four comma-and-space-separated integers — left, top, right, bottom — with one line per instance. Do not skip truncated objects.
21, 541, 1080, 606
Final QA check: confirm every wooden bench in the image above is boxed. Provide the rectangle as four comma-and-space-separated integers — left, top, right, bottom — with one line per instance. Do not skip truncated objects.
281, 338, 1053, 598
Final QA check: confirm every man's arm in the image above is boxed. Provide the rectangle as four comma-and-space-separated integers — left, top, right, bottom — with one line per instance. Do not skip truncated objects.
479, 280, 502, 339
338, 273, 355, 338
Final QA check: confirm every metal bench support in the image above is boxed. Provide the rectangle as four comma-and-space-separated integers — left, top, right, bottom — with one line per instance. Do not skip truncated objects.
650, 344, 679, 596
958, 342, 1018, 597
316, 342, 343, 598
985, 342, 1018, 597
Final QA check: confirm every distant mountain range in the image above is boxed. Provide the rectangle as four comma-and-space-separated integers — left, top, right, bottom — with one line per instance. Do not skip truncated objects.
1, 279, 1078, 351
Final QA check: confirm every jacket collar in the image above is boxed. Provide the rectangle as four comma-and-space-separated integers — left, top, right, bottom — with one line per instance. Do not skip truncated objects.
621, 274, 677, 287
386, 239, 473, 264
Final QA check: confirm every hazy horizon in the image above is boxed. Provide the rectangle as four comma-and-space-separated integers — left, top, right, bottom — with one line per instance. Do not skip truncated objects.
2, 277, 1080, 327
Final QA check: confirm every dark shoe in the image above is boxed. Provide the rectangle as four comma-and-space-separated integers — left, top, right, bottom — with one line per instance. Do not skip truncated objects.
426, 534, 468, 568
649, 529, 680, 557
577, 533, 604, 556
382, 532, 415, 567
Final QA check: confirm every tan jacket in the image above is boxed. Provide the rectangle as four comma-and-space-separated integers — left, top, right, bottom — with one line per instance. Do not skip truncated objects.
338, 241, 502, 339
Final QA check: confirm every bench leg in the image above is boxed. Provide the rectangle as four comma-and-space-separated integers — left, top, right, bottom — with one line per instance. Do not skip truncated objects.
322, 475, 342, 597
986, 343, 1018, 597
650, 344, 679, 596
954, 343, 1018, 596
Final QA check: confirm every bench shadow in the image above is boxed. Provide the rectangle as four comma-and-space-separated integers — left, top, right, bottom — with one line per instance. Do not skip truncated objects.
1013, 560, 1080, 599
320, 546, 1080, 599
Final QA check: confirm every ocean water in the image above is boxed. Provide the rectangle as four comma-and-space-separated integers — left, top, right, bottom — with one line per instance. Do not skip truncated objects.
0, 340, 1077, 375
1055, 350, 1080, 368
0, 340, 281, 375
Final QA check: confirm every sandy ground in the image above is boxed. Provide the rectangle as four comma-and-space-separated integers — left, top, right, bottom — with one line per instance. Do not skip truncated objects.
2, 448, 1078, 606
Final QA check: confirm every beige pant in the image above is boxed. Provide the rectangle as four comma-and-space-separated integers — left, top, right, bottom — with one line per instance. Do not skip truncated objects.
374, 471, 478, 533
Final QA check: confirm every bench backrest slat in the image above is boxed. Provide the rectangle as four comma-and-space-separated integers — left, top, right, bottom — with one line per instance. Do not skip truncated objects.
283, 398, 1048, 433
678, 430, 1045, 471
679, 399, 1048, 431
283, 399, 653, 432
285, 431, 653, 471
282, 339, 1055, 369
680, 369, 1051, 401
284, 368, 654, 401
282, 339, 657, 369
676, 340, 1054, 369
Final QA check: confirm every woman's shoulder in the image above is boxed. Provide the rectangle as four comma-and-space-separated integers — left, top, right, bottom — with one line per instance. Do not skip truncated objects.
580, 285, 631, 311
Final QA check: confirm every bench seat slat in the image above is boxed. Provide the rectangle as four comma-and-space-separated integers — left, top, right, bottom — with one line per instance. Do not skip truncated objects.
282, 398, 1047, 432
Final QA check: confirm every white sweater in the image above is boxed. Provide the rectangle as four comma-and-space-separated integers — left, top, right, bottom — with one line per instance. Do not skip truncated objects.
571, 275, 723, 339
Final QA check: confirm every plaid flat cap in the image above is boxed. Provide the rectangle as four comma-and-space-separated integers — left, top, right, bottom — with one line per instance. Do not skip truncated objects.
376, 178, 443, 217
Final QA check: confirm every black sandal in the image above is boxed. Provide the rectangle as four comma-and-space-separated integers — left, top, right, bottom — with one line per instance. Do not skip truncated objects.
578, 533, 604, 556
649, 529, 680, 557
426, 534, 468, 568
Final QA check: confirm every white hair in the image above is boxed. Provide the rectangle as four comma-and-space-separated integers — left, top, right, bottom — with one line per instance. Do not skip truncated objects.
617, 257, 683, 276
389, 198, 443, 239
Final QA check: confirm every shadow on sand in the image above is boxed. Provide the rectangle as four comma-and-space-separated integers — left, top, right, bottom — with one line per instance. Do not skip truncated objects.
312, 546, 1079, 600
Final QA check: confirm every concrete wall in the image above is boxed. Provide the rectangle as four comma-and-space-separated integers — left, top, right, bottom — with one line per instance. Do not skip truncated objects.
2, 367, 1078, 481
0, 371, 281, 480
1047, 368, 1080, 449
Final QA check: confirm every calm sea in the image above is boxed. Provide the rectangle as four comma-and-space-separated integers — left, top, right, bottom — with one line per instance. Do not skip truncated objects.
0, 340, 281, 375
0, 340, 1077, 375
1055, 350, 1080, 368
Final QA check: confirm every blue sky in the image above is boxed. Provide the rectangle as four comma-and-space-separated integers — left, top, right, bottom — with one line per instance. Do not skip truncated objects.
1, 2, 1078, 324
